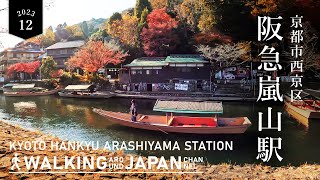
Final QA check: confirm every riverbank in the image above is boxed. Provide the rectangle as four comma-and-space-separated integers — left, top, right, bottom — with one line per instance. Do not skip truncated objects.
0, 120, 319, 179
114, 91, 256, 102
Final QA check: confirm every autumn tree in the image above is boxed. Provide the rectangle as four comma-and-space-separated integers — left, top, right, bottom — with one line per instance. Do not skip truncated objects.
42, 26, 55, 47
246, 0, 279, 16
149, 0, 168, 9
196, 41, 251, 68
141, 8, 179, 56
178, 0, 216, 33
65, 24, 85, 41
6, 61, 41, 80
108, 14, 140, 47
106, 12, 122, 34
24, 61, 41, 79
40, 56, 57, 79
67, 41, 127, 77
193, 32, 232, 47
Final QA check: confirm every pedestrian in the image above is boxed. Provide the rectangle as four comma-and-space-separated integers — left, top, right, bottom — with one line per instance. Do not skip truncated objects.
130, 100, 137, 122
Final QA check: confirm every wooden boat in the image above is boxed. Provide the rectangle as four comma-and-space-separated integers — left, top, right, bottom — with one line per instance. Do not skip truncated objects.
58, 84, 114, 99
93, 100, 251, 134
304, 89, 320, 99
3, 84, 59, 97
1, 83, 20, 92
284, 93, 320, 127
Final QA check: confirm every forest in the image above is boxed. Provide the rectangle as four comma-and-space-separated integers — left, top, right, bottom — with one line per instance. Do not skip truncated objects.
24, 0, 320, 76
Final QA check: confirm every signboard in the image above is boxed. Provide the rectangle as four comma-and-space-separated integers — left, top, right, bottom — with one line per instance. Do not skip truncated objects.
175, 83, 188, 91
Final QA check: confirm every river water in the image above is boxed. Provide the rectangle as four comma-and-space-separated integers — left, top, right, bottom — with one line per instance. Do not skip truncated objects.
0, 94, 319, 166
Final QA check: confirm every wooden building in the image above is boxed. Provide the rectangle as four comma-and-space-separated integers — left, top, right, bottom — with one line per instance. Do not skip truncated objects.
46, 40, 85, 69
123, 54, 211, 92
0, 43, 44, 82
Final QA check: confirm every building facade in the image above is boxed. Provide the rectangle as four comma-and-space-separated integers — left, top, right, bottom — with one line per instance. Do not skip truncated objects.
46, 40, 85, 69
0, 43, 44, 82
122, 54, 211, 92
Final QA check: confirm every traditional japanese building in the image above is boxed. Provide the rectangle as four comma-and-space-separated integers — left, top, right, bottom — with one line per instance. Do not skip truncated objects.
45, 40, 85, 69
0, 43, 44, 82
122, 54, 211, 92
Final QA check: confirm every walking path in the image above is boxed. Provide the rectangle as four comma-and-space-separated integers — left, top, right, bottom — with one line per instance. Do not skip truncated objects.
0, 120, 319, 179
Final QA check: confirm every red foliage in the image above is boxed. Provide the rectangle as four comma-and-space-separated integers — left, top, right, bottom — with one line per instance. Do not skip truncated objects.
6, 61, 40, 75
141, 8, 179, 56
67, 41, 127, 73
193, 32, 232, 46
24, 61, 41, 74
50, 69, 64, 78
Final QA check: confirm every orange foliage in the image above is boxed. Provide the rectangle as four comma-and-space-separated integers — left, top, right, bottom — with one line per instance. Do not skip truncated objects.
193, 32, 232, 46
67, 41, 127, 73
50, 69, 64, 78
246, 0, 279, 16
108, 14, 139, 46
149, 0, 168, 9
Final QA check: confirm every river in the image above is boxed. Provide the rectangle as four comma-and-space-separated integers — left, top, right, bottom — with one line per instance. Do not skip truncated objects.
0, 94, 319, 166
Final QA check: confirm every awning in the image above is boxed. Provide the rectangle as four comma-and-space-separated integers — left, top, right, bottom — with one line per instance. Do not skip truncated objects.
65, 84, 92, 91
304, 89, 320, 100
153, 100, 223, 114
3, 83, 19, 88
12, 84, 35, 89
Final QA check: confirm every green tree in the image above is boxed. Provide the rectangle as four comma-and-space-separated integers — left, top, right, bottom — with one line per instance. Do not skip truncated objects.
81, 21, 89, 39
134, 0, 152, 18
40, 56, 57, 79
138, 7, 149, 32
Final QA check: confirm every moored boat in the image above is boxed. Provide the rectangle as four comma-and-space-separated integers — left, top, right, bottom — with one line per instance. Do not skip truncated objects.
93, 100, 251, 134
3, 84, 59, 97
304, 89, 320, 99
284, 93, 320, 127
58, 84, 114, 99
1, 83, 20, 92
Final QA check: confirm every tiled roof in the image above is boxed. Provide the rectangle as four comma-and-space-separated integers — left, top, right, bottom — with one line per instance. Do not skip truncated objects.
124, 57, 167, 67
165, 54, 207, 63
1, 47, 44, 53
125, 55, 208, 67
46, 40, 85, 50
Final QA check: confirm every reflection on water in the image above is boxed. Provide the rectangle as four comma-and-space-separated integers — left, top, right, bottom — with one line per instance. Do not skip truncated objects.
0, 95, 319, 166
13, 101, 37, 113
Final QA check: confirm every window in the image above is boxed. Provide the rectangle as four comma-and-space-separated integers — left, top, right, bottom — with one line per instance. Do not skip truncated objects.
155, 70, 159, 74
176, 67, 191, 72
60, 49, 68, 54
131, 70, 136, 75
146, 70, 151, 75
137, 70, 143, 75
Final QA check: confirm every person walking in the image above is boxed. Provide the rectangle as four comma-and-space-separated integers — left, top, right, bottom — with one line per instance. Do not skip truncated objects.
130, 100, 137, 122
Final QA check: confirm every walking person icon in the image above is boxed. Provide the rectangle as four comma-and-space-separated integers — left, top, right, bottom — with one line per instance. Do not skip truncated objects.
11, 153, 21, 171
